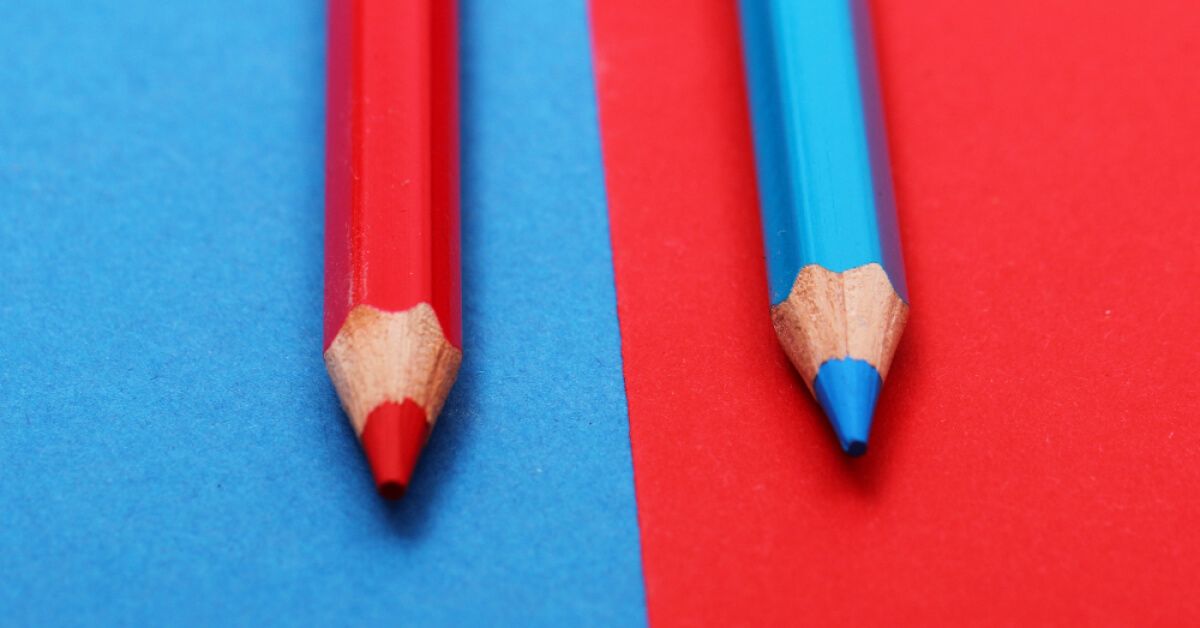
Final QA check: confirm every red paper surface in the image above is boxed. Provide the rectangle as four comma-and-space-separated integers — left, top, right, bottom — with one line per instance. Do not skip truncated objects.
591, 0, 1200, 624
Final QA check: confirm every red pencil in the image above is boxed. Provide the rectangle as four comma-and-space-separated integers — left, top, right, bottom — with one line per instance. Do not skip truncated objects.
323, 0, 462, 499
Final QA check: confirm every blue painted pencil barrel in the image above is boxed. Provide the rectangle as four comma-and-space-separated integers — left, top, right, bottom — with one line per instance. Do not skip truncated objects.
738, 0, 906, 305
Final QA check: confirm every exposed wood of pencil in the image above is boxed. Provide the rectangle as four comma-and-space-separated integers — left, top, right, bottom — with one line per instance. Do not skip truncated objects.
324, 304, 462, 435
771, 263, 908, 390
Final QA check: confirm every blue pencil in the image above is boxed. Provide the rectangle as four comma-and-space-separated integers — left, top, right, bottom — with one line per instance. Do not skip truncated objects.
738, 0, 909, 455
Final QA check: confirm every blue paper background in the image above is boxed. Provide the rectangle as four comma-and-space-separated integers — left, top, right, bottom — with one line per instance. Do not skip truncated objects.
0, 1, 646, 624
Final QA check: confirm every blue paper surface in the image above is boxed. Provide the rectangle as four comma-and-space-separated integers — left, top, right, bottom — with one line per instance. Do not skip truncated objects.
0, 1, 646, 624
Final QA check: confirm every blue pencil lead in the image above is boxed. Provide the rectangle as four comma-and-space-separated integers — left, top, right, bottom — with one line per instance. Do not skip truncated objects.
813, 359, 882, 456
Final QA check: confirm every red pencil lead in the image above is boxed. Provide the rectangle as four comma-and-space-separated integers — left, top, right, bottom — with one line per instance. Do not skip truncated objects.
361, 401, 431, 500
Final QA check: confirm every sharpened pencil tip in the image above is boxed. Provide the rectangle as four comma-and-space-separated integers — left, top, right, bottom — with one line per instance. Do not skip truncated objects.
813, 358, 883, 455
361, 400, 430, 500
377, 480, 407, 500
845, 441, 867, 457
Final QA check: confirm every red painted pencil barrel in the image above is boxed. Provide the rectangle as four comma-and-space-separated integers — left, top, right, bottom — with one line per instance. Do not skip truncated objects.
324, 0, 461, 348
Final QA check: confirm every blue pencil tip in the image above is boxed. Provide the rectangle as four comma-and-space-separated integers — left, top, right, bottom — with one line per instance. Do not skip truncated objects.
813, 359, 882, 455
845, 440, 867, 457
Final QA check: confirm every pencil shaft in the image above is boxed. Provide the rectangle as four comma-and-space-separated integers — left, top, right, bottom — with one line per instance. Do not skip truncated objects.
739, 0, 906, 304
324, 0, 461, 348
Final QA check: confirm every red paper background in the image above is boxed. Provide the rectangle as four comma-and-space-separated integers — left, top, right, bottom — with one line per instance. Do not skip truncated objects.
591, 0, 1200, 624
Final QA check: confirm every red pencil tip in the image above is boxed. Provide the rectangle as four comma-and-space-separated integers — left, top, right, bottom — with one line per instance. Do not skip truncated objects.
377, 480, 407, 501
360, 400, 429, 499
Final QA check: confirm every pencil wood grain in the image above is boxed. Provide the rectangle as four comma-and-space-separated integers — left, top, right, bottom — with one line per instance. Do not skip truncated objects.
771, 263, 907, 390
324, 303, 462, 435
